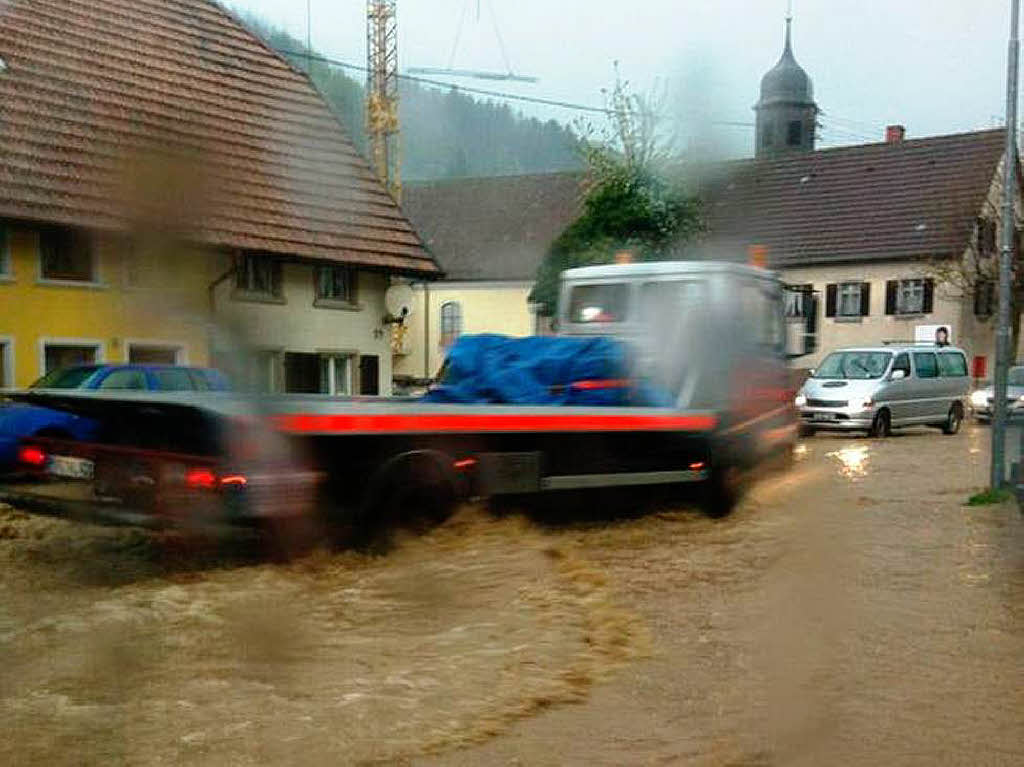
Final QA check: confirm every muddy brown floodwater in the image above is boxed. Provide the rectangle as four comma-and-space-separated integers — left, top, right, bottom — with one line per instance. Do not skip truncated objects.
2, 424, 1023, 766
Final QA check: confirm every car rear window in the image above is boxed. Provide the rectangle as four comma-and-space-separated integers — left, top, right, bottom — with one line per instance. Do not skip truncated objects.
153, 368, 195, 391
937, 352, 968, 377
97, 368, 148, 390
30, 366, 102, 389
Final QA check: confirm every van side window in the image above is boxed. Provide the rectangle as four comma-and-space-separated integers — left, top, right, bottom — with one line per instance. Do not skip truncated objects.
913, 352, 938, 379
892, 353, 911, 377
937, 352, 968, 377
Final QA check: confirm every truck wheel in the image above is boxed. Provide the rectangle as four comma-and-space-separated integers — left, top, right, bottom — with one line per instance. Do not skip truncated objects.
702, 465, 741, 519
360, 452, 457, 544
942, 404, 963, 435
869, 410, 891, 438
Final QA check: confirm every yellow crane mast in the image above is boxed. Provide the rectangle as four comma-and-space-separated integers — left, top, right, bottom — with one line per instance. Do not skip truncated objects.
366, 0, 400, 203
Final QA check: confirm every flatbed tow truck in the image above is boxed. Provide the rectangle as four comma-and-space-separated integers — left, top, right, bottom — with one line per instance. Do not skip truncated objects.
1, 261, 816, 539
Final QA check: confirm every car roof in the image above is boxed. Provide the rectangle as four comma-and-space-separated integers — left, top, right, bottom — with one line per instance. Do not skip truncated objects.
828, 345, 967, 354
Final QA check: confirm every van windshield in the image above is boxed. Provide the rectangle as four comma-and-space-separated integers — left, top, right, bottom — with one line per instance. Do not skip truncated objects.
813, 351, 891, 380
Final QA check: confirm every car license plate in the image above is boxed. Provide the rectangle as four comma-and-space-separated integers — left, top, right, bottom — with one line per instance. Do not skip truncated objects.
48, 454, 95, 480
813, 412, 837, 422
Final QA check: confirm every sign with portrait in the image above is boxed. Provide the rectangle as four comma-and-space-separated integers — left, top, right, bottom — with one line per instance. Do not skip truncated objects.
914, 324, 952, 346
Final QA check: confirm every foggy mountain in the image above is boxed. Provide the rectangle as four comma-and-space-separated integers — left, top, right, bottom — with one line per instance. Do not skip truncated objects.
242, 16, 582, 181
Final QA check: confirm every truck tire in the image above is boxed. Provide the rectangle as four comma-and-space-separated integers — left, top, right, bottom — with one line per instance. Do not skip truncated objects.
359, 452, 457, 544
702, 464, 741, 519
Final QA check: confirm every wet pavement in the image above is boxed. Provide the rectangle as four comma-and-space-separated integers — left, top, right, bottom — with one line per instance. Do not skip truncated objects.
1, 424, 1023, 765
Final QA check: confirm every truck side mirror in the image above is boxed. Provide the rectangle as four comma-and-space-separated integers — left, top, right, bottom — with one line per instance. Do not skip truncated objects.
891, 369, 906, 381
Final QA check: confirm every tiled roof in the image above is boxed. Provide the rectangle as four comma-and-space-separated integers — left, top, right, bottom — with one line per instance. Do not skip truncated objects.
697, 129, 1006, 266
0, 0, 438, 274
402, 173, 583, 281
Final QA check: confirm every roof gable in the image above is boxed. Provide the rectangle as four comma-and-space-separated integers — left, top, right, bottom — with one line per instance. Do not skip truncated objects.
402, 173, 583, 281
0, 0, 438, 274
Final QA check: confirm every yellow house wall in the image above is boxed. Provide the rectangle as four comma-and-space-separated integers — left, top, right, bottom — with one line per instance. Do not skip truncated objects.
0, 224, 213, 388
393, 282, 536, 379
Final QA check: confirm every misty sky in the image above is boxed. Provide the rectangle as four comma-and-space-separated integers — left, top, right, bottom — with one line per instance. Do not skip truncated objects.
229, 0, 1016, 157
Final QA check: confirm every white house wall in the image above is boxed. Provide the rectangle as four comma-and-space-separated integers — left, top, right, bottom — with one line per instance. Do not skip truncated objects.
214, 261, 393, 394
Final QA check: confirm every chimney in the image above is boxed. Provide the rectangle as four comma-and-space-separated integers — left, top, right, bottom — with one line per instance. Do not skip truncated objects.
885, 124, 906, 144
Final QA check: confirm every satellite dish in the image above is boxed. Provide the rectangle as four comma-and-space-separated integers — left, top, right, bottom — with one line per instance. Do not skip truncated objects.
384, 283, 415, 320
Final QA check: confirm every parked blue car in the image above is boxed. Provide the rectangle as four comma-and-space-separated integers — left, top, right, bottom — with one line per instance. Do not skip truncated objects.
0, 365, 230, 471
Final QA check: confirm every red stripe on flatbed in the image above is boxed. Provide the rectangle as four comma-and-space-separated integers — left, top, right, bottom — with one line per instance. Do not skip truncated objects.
271, 413, 717, 435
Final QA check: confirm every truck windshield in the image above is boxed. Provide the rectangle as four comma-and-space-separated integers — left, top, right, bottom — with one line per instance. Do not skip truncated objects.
568, 283, 629, 323
814, 351, 891, 380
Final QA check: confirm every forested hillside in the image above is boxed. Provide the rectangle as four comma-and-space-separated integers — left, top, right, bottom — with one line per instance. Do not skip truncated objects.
241, 16, 582, 181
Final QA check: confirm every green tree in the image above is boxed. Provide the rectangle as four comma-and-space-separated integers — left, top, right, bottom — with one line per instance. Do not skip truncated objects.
529, 67, 703, 316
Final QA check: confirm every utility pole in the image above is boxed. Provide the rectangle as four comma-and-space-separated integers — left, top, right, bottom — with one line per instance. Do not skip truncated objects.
992, 0, 1020, 489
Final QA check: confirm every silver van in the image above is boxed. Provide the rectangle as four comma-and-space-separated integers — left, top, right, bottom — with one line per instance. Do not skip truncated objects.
795, 343, 970, 437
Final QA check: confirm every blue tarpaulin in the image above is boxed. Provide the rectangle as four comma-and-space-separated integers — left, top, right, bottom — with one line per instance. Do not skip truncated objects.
422, 334, 674, 407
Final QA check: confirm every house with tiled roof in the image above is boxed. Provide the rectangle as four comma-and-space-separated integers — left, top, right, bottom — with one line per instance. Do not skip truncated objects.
695, 19, 1020, 372
0, 0, 438, 392
697, 126, 1015, 370
398, 20, 1020, 380
398, 173, 582, 379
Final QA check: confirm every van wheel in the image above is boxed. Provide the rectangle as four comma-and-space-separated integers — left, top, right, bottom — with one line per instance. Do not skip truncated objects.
942, 404, 963, 435
869, 410, 891, 438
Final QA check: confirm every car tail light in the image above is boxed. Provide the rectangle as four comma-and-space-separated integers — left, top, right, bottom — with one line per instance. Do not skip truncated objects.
184, 467, 217, 490
219, 474, 248, 487
18, 445, 47, 468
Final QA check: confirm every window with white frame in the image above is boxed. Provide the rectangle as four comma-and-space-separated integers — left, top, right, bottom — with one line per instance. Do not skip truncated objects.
896, 279, 925, 314
439, 301, 463, 347
40, 227, 94, 282
838, 283, 862, 317
319, 354, 354, 395
784, 284, 813, 318
43, 343, 99, 375
235, 253, 281, 297
315, 266, 356, 303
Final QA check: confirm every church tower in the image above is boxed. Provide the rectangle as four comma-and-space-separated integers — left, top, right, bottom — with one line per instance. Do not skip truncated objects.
754, 16, 818, 158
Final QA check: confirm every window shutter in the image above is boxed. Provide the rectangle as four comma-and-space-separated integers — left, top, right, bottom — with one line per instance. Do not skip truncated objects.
860, 283, 871, 316
825, 284, 837, 317
885, 280, 898, 315
922, 279, 934, 313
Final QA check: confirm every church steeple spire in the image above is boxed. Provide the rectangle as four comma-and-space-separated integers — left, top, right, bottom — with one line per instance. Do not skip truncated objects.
754, 10, 818, 158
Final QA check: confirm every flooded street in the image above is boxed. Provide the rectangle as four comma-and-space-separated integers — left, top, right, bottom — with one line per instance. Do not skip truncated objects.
2, 424, 1023, 765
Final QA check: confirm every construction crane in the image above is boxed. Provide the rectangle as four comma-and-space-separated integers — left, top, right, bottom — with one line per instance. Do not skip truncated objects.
407, 0, 537, 83
366, 0, 400, 203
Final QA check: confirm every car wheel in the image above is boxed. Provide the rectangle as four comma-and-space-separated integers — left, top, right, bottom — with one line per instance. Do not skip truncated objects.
942, 404, 963, 435
869, 409, 891, 438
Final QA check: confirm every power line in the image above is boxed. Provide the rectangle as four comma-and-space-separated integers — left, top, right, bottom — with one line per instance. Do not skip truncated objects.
278, 47, 755, 127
